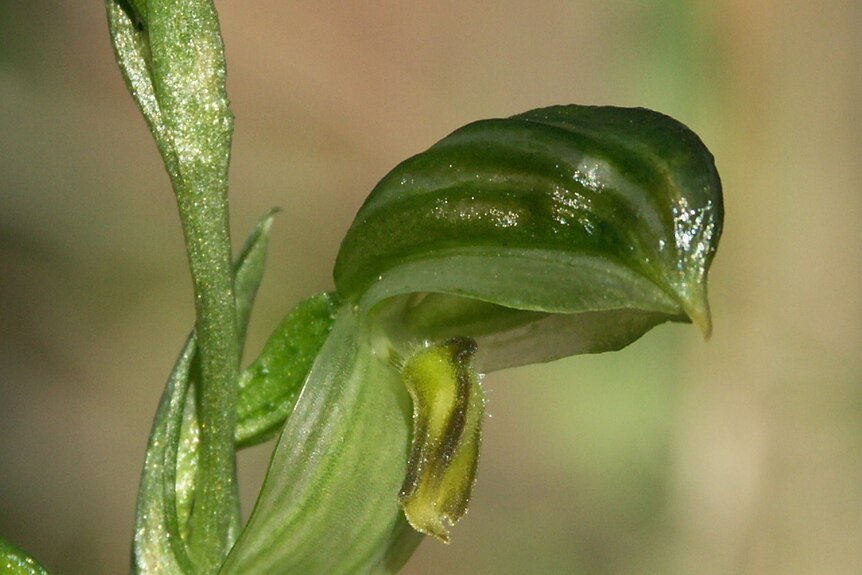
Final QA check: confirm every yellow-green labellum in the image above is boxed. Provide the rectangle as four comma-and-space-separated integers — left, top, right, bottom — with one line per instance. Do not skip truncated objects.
398, 337, 485, 543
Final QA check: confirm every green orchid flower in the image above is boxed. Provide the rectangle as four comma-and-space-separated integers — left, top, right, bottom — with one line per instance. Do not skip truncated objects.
217, 104, 723, 573
105, 3, 722, 573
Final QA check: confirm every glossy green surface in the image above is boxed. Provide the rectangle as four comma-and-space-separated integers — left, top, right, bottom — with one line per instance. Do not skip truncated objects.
124, 0, 148, 25
0, 538, 50, 575
335, 105, 723, 370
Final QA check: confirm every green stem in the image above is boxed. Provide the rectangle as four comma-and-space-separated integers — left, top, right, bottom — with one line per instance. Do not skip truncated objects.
107, 1, 241, 570
175, 180, 240, 570
147, 0, 240, 566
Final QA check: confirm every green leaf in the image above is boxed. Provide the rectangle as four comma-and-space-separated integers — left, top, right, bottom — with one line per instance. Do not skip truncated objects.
334, 105, 723, 371
235, 292, 340, 448
0, 538, 50, 575
234, 208, 281, 343
106, 0, 179, 177
133, 336, 198, 575
220, 309, 422, 574
108, 0, 234, 191
132, 211, 276, 575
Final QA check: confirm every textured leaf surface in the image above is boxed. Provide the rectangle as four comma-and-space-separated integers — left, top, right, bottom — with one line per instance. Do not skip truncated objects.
334, 105, 723, 370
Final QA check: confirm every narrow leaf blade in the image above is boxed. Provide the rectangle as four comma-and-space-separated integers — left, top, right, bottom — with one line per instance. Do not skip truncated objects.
133, 336, 198, 574
105, 0, 179, 176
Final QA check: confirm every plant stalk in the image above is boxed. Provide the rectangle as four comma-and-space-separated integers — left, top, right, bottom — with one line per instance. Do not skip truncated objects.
107, 0, 242, 569
175, 181, 240, 571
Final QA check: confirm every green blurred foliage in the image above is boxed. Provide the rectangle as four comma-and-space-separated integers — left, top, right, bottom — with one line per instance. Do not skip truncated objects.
1, 1, 860, 574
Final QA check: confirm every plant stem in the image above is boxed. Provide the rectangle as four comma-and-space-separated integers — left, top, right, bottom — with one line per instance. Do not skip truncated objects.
175, 180, 240, 571
124, 0, 241, 569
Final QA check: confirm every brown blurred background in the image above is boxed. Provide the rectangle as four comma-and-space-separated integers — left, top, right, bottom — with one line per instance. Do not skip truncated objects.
1, 2, 860, 574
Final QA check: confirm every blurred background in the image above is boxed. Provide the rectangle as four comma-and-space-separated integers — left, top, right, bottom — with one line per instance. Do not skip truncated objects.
1, 1, 860, 573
